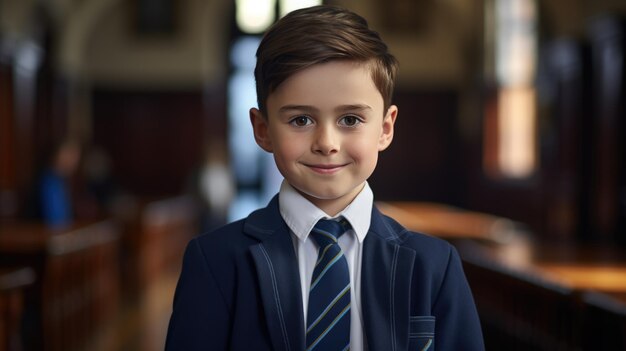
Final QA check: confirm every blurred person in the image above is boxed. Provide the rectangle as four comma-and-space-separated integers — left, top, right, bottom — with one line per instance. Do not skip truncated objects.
25, 139, 82, 227
83, 145, 119, 215
187, 138, 236, 232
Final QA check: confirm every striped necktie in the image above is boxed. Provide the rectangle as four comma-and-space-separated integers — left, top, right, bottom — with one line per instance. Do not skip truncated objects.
306, 218, 351, 351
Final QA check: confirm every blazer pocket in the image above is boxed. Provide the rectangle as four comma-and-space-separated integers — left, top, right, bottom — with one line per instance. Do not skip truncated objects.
408, 315, 435, 351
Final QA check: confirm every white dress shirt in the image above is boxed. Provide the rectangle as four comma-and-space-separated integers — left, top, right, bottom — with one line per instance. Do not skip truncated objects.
278, 180, 372, 351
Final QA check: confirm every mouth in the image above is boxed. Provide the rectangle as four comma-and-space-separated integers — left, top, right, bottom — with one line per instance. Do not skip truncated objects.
304, 163, 347, 174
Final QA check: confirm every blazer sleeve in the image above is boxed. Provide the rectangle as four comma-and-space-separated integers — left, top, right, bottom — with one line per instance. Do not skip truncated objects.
165, 238, 231, 350
432, 246, 485, 351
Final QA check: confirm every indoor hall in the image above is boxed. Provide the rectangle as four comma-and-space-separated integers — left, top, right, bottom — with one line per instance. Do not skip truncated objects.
0, 0, 625, 350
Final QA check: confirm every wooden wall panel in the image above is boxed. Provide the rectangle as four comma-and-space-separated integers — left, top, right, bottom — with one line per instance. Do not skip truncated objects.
92, 88, 222, 197
588, 16, 626, 245
369, 90, 463, 205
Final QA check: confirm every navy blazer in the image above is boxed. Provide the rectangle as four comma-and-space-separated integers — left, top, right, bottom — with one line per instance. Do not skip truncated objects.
165, 196, 484, 351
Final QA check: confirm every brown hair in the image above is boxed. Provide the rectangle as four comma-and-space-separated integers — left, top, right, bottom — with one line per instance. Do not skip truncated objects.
254, 5, 398, 115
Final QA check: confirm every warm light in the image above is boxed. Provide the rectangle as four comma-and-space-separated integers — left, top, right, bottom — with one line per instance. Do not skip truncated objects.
236, 0, 276, 34
484, 0, 538, 179
497, 87, 536, 178
279, 0, 322, 17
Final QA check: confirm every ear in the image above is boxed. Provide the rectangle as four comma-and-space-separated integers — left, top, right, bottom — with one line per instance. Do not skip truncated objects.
250, 108, 274, 153
378, 105, 397, 151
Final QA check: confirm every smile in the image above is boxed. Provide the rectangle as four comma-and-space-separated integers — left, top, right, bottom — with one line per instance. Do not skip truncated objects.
304, 163, 347, 174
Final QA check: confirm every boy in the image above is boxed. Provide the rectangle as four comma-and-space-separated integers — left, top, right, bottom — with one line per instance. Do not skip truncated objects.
166, 5, 484, 351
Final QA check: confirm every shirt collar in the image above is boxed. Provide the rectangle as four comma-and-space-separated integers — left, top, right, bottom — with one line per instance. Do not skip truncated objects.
278, 180, 372, 243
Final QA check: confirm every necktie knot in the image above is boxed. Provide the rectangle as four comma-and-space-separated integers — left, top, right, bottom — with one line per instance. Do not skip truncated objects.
310, 218, 350, 248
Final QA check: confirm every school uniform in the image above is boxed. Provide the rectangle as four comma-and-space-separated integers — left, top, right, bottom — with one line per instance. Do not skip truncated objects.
165, 182, 484, 351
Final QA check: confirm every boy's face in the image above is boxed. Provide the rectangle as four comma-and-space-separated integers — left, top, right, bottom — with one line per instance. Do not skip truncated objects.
250, 61, 397, 215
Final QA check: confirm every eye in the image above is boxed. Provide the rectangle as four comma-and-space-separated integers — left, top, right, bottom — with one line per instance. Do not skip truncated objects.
289, 115, 313, 127
339, 115, 362, 127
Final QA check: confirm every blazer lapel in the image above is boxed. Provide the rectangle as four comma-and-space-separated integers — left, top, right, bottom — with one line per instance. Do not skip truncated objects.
361, 207, 416, 351
245, 196, 305, 351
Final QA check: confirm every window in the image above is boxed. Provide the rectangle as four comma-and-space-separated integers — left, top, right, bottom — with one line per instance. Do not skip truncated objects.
227, 0, 322, 220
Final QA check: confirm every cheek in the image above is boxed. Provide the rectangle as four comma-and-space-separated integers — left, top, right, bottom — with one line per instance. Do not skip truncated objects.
347, 137, 379, 163
356, 128, 383, 149
273, 137, 305, 163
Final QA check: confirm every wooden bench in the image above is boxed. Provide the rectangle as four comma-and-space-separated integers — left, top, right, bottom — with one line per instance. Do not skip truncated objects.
376, 201, 527, 243
0, 266, 35, 351
115, 195, 197, 298
580, 291, 626, 350
462, 249, 579, 351
139, 196, 196, 288
0, 220, 120, 351
379, 201, 626, 350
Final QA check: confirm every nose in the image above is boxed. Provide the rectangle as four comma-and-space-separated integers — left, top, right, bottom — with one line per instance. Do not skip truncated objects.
312, 125, 339, 155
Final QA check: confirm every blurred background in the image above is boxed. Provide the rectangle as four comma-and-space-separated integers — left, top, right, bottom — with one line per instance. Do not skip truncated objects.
0, 0, 625, 350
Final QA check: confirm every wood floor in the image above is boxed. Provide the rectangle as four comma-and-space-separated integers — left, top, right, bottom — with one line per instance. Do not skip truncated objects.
90, 270, 179, 351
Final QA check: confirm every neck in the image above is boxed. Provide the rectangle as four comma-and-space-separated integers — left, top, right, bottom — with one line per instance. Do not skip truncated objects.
299, 183, 365, 217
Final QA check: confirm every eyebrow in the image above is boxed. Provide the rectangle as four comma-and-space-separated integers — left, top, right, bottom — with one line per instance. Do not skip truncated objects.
278, 104, 373, 114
